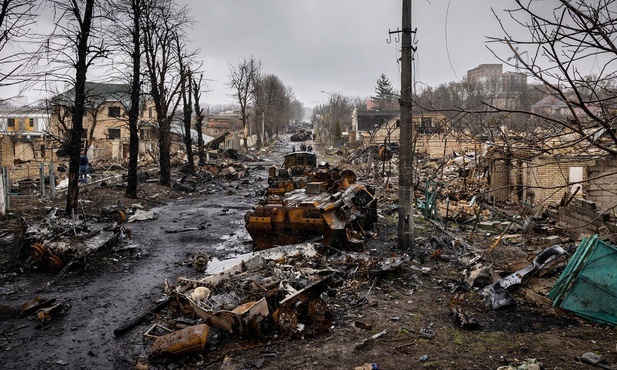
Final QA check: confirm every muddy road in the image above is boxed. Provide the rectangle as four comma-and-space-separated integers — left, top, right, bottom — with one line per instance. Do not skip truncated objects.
0, 142, 290, 369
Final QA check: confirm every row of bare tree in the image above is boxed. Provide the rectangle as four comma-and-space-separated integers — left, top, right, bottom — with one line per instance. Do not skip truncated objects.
0, 0, 305, 216
228, 55, 304, 149
0, 0, 201, 213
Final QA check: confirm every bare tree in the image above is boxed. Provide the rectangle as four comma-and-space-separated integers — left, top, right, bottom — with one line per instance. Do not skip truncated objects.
254, 73, 293, 147
175, 35, 200, 174
108, 0, 143, 198
192, 72, 207, 165
488, 0, 617, 155
323, 92, 353, 146
141, 0, 185, 186
0, 0, 37, 90
228, 55, 261, 149
180, 65, 193, 173
43, 0, 109, 215
290, 99, 304, 124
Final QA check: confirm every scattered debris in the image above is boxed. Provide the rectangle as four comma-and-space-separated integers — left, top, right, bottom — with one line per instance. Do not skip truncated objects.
484, 245, 568, 309
579, 352, 615, 370
450, 293, 478, 329
354, 329, 387, 350
148, 324, 210, 358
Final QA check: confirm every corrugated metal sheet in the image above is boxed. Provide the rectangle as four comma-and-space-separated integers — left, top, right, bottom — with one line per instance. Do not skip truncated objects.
548, 234, 617, 325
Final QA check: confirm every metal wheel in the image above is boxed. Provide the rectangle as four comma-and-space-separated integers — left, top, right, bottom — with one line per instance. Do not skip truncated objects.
273, 304, 299, 333
115, 210, 126, 224
46, 254, 63, 272
308, 298, 333, 333
30, 243, 47, 261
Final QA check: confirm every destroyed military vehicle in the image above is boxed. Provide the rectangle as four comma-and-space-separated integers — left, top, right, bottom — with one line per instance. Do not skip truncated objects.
266, 151, 319, 196
246, 158, 377, 250
289, 130, 313, 142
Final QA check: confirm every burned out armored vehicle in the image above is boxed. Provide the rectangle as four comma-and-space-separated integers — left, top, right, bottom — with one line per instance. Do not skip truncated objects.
289, 130, 313, 142
246, 162, 377, 250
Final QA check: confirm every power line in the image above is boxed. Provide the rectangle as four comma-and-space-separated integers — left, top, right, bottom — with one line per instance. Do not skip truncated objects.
445, 0, 461, 82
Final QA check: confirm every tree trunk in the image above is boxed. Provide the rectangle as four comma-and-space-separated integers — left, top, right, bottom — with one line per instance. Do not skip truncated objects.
159, 117, 171, 186
126, 0, 141, 199
182, 72, 194, 174
196, 118, 205, 165
66, 0, 94, 216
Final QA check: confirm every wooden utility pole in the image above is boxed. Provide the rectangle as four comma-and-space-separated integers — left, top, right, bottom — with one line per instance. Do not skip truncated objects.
398, 0, 414, 249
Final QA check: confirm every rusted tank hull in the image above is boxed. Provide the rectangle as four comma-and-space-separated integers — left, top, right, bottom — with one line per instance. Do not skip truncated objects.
245, 183, 377, 250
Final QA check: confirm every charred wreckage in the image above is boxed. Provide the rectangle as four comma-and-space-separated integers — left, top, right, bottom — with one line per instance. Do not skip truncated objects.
244, 152, 378, 250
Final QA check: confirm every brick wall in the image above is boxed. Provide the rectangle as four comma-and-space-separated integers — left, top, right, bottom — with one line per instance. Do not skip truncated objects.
530, 156, 595, 205
547, 198, 617, 239
586, 158, 617, 212
490, 155, 595, 206
416, 135, 467, 157
0, 136, 13, 167
488, 159, 511, 202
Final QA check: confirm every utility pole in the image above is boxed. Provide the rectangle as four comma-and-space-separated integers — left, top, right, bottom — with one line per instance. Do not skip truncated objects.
398, 0, 414, 249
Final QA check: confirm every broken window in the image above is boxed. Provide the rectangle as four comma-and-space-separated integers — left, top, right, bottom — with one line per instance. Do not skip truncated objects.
108, 106, 121, 117
420, 117, 433, 134
108, 128, 121, 139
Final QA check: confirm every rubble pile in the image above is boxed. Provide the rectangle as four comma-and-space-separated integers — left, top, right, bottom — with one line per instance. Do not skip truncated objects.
20, 205, 139, 272
137, 243, 410, 364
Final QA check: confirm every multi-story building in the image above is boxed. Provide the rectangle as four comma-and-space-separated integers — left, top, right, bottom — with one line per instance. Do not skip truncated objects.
0, 102, 51, 165
49, 82, 159, 161
467, 63, 527, 93
466, 64, 503, 83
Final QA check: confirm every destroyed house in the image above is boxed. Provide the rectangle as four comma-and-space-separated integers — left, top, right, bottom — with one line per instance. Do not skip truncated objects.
49, 82, 157, 161
368, 112, 454, 156
204, 113, 243, 137
531, 95, 602, 118
169, 121, 214, 153
354, 109, 399, 133
0, 105, 51, 164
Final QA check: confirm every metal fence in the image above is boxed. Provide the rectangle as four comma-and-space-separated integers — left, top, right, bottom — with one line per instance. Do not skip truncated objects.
1, 162, 59, 214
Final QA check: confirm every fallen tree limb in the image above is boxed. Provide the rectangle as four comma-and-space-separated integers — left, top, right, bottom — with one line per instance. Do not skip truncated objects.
113, 296, 172, 337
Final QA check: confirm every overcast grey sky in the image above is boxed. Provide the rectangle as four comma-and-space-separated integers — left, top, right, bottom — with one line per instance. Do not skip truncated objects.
2, 1, 579, 108
178, 0, 519, 107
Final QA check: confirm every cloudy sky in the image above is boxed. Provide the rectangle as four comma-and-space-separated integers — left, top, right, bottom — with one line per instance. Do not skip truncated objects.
1, 1, 568, 107
178, 0, 521, 107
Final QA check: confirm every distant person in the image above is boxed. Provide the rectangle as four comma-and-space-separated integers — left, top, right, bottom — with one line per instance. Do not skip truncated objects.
307, 144, 313, 153
79, 150, 89, 184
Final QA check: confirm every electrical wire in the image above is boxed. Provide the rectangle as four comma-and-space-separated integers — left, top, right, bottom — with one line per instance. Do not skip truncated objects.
445, 0, 461, 82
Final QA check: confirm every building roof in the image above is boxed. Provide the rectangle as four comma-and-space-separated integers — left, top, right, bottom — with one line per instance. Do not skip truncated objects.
356, 110, 399, 131
52, 82, 133, 108
171, 122, 214, 144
